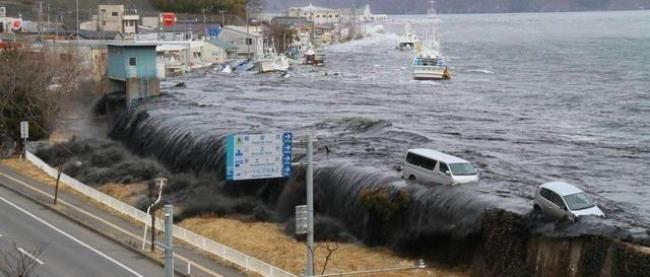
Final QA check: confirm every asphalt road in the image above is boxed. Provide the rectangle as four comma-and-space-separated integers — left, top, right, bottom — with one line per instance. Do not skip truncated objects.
0, 184, 167, 277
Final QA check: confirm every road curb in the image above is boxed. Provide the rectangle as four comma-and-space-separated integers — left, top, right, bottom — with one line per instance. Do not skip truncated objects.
0, 180, 189, 277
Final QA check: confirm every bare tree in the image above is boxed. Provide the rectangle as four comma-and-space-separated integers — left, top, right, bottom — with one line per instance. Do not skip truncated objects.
0, 244, 44, 277
320, 237, 340, 275
0, 44, 83, 142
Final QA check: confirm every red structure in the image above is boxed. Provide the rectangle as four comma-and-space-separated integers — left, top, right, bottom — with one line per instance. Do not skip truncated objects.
161, 13, 176, 27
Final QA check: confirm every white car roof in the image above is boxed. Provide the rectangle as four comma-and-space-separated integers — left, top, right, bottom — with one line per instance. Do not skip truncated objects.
540, 181, 584, 196
407, 148, 469, 164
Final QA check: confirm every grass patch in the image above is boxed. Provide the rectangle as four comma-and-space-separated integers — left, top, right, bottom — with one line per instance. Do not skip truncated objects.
180, 217, 467, 276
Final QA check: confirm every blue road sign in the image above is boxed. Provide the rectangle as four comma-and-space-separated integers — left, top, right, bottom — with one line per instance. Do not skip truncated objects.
226, 132, 293, 181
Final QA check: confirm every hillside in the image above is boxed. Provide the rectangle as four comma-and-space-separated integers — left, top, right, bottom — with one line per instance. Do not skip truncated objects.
1, 0, 158, 20
264, 0, 649, 13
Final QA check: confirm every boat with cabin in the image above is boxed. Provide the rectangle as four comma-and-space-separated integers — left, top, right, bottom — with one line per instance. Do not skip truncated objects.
396, 23, 421, 51
412, 1, 450, 80
257, 47, 290, 73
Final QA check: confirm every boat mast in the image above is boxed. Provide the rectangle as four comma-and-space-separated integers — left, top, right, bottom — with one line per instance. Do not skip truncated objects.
428, 0, 440, 55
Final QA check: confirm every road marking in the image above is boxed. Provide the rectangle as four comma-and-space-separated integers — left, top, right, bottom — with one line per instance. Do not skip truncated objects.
17, 247, 45, 265
0, 171, 224, 277
0, 195, 144, 277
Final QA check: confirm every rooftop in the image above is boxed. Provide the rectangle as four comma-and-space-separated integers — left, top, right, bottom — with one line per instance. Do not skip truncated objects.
407, 149, 470, 164
107, 41, 158, 47
207, 38, 237, 51
541, 182, 584, 196
290, 3, 336, 12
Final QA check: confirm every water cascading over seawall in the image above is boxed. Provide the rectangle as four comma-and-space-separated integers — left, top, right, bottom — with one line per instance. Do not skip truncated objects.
100, 110, 650, 276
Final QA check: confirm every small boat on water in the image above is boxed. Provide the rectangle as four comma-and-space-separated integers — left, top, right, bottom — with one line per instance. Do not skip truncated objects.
257, 48, 290, 73
412, 52, 450, 80
304, 46, 325, 66
412, 1, 450, 80
396, 23, 421, 51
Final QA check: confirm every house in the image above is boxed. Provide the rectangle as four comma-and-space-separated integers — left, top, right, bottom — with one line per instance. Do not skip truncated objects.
287, 4, 342, 25
271, 17, 309, 29
79, 5, 140, 38
106, 42, 160, 105
218, 25, 264, 59
202, 38, 237, 64
341, 4, 388, 23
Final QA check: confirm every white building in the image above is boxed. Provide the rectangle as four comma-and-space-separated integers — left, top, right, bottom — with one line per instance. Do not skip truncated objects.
80, 5, 140, 38
217, 25, 264, 59
287, 4, 342, 25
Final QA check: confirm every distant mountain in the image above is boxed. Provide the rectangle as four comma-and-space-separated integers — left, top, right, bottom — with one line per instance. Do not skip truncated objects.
263, 0, 649, 13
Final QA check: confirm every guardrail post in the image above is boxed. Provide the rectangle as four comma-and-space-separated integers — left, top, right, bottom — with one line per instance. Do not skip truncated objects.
53, 164, 63, 205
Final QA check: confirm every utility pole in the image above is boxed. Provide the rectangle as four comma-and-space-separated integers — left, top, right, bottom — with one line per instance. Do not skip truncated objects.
164, 205, 174, 277
37, 1, 43, 42
201, 8, 208, 38
75, 0, 79, 41
246, 3, 250, 60
305, 135, 315, 276
219, 10, 225, 25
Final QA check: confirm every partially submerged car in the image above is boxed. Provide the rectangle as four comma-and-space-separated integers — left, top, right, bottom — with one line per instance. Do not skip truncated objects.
534, 181, 604, 221
402, 148, 479, 185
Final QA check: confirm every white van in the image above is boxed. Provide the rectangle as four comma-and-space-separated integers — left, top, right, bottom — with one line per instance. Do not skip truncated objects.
402, 148, 479, 185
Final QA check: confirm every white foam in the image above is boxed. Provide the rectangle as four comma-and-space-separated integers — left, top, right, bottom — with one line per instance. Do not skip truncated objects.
467, 69, 495, 74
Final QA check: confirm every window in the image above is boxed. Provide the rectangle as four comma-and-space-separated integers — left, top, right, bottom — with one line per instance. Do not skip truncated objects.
540, 188, 567, 210
540, 188, 552, 201
129, 57, 136, 66
245, 38, 253, 45
439, 162, 449, 173
564, 193, 595, 211
550, 193, 567, 210
421, 158, 436, 170
406, 153, 436, 170
449, 163, 477, 176
112, 12, 118, 17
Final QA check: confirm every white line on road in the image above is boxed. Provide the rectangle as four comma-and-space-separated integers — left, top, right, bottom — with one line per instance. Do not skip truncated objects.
0, 171, 224, 277
17, 247, 45, 265
0, 195, 144, 277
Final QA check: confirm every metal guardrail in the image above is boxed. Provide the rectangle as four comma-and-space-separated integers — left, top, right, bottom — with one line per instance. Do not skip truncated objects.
25, 151, 297, 277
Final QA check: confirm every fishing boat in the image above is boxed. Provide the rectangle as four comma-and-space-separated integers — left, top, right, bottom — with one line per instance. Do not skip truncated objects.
257, 47, 290, 73
412, 51, 449, 80
396, 23, 421, 51
412, 1, 450, 80
304, 45, 325, 66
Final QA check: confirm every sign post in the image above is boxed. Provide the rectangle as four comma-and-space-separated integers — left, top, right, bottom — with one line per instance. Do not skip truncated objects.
20, 121, 28, 158
305, 135, 314, 276
226, 132, 293, 181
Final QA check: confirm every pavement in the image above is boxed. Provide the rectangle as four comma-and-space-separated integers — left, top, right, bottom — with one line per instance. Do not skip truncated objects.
0, 184, 165, 277
0, 163, 246, 277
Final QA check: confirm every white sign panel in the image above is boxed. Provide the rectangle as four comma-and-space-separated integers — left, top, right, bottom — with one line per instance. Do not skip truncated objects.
295, 205, 308, 235
226, 132, 292, 181
0, 7, 6, 18
20, 121, 28, 139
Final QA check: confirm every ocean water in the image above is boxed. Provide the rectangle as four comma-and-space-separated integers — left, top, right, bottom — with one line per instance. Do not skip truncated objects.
151, 10, 650, 228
